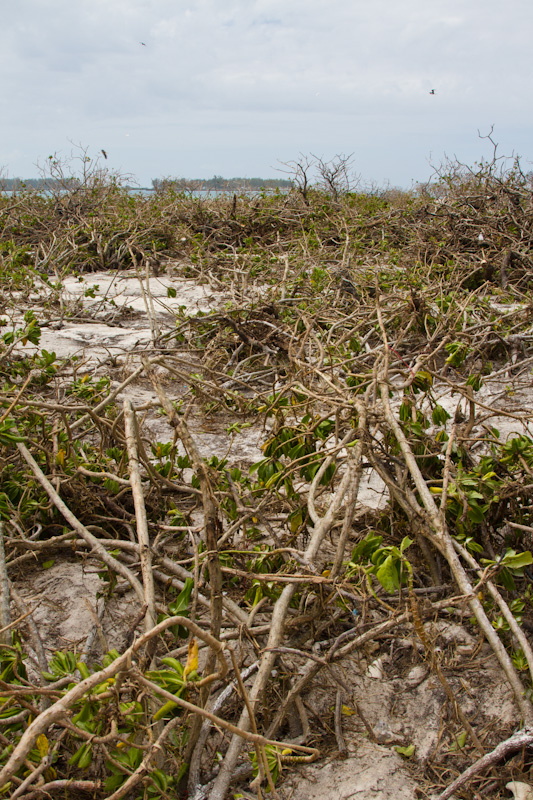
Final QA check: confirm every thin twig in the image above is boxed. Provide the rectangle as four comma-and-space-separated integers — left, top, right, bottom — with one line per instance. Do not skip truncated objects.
334, 690, 347, 758
0, 522, 11, 646
123, 399, 157, 632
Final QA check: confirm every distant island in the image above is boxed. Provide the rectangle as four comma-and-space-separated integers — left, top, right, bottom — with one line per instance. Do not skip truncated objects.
151, 176, 292, 192
0, 177, 78, 191
1, 176, 293, 192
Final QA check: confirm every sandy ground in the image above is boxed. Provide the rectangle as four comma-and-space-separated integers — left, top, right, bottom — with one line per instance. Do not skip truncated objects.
8, 266, 533, 799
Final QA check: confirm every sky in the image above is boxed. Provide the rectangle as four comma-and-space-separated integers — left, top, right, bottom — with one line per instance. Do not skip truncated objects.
2, 0, 533, 188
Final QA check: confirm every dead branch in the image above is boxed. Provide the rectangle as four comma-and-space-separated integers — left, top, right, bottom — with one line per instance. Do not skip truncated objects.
123, 398, 157, 632
434, 727, 533, 800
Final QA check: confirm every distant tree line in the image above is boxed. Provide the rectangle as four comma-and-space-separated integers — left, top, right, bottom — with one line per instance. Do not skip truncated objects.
0, 177, 79, 191
0, 175, 294, 192
151, 176, 292, 193
1, 175, 292, 194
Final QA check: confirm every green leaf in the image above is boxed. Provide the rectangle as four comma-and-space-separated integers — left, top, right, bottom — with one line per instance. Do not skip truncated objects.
77, 662, 91, 680
151, 769, 170, 791
400, 536, 413, 555
351, 532, 383, 563
432, 404, 450, 425
466, 373, 483, 391
501, 551, 533, 570
102, 649, 120, 667
289, 508, 304, 534
0, 419, 26, 446
153, 699, 180, 721
69, 741, 92, 768
412, 371, 432, 392
168, 579, 194, 616
159, 657, 184, 674
399, 401, 411, 422
167, 579, 194, 638
394, 744, 415, 758
449, 730, 467, 751
466, 501, 485, 524
125, 747, 143, 769
72, 701, 95, 727
375, 555, 400, 593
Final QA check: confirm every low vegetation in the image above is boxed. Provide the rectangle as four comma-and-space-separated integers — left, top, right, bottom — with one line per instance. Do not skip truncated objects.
2, 141, 533, 799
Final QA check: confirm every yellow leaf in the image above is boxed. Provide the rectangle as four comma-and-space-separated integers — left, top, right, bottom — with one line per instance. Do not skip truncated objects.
183, 638, 199, 680
322, 569, 331, 578
55, 449, 65, 467
281, 749, 293, 756
37, 734, 49, 759
341, 705, 356, 716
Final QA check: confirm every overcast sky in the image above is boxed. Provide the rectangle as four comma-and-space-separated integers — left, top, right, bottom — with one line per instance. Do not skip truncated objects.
2, 0, 532, 188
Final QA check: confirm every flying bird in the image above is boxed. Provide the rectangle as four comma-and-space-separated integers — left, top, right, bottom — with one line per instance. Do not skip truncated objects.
429, 89, 435, 95
101, 149, 108, 159
140, 42, 147, 46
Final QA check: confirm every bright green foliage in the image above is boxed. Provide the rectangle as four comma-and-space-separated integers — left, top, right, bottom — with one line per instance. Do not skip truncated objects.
0, 645, 180, 798
445, 341, 471, 368
158, 578, 194, 639
2, 311, 41, 349
347, 533, 413, 593
147, 657, 188, 720
0, 636, 27, 684
42, 650, 78, 681
251, 417, 336, 497
249, 745, 284, 787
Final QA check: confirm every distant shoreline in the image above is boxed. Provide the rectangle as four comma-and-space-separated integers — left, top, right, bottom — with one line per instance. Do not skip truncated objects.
0, 176, 292, 193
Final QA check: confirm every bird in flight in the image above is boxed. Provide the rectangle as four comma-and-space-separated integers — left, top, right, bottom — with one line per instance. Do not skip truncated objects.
101, 149, 108, 159
429, 89, 435, 95
140, 42, 147, 46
